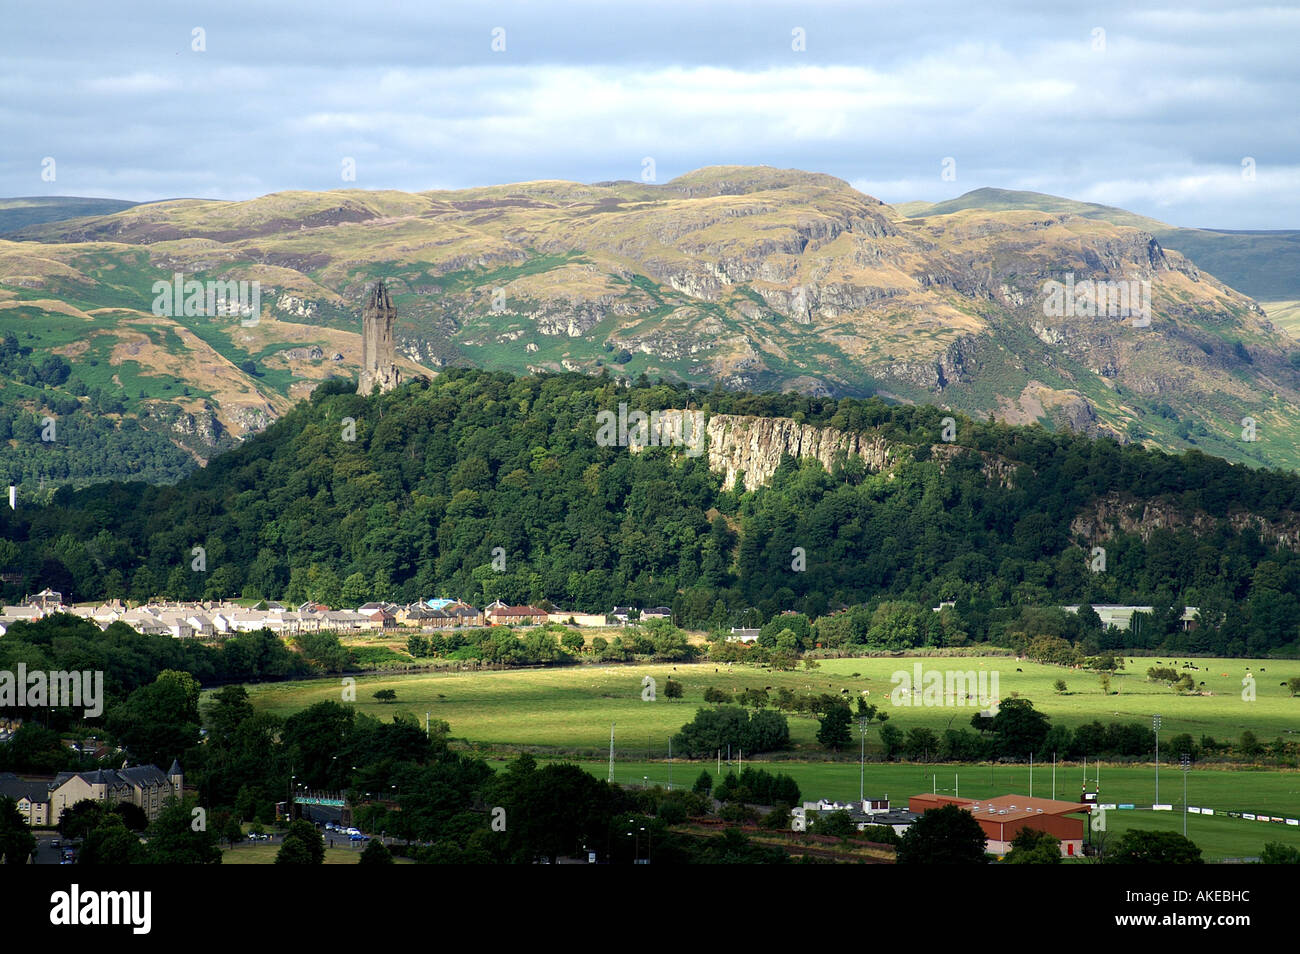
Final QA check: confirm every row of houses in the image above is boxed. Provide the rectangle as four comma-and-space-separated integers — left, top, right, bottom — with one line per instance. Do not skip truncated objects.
0, 760, 184, 827
1, 589, 675, 638
791, 797, 918, 836
1061, 604, 1200, 631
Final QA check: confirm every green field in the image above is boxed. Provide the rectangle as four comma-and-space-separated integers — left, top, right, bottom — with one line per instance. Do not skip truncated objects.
480, 758, 1300, 861
236, 653, 1300, 860
240, 655, 1300, 755
1262, 300, 1300, 337
221, 842, 412, 864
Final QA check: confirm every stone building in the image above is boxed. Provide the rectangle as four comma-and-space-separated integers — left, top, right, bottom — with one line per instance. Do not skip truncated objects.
46, 762, 183, 824
358, 280, 401, 394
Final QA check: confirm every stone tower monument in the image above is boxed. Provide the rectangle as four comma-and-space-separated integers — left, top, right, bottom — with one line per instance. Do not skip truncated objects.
358, 280, 401, 394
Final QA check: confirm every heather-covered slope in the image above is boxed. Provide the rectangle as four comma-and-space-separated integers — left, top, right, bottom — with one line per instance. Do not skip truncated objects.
5, 167, 1300, 482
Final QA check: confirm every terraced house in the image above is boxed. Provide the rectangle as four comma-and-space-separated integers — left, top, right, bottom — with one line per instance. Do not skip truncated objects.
484, 601, 549, 625
0, 772, 53, 826
46, 761, 184, 824
0, 762, 183, 826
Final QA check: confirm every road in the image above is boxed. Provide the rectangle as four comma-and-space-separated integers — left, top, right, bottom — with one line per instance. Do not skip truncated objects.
31, 832, 73, 865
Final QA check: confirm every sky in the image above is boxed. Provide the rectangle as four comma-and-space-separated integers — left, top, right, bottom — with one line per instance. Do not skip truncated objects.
2, 1, 1297, 229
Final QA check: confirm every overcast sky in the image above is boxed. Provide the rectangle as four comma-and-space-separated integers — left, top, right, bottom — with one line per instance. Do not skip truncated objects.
2, 1, 1297, 228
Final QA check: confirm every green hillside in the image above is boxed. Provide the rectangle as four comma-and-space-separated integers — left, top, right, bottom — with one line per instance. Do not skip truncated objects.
7, 169, 1300, 483
9, 368, 1300, 659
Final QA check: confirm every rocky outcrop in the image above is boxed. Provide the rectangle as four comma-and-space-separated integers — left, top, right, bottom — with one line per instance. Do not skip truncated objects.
530, 294, 639, 337
756, 281, 904, 324
886, 335, 979, 391
144, 402, 223, 444
358, 280, 400, 394
1070, 492, 1300, 547
704, 413, 895, 491
629, 409, 895, 490
228, 404, 275, 435
927, 443, 1020, 488
276, 294, 319, 318
141, 401, 234, 463
634, 409, 1034, 492
1048, 394, 1103, 436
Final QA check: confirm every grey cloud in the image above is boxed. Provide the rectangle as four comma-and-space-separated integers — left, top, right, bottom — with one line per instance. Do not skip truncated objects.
0, 1, 1296, 227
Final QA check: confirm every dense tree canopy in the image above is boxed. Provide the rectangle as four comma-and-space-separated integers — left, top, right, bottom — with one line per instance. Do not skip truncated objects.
5, 369, 1300, 656
897, 805, 990, 864
1106, 830, 1204, 864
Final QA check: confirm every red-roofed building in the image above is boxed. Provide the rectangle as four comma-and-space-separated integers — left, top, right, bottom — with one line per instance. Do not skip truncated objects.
908, 793, 1091, 857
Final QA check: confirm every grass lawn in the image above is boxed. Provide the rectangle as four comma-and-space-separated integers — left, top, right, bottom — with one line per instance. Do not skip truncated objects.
238, 655, 1300, 756
235, 653, 1300, 861
221, 842, 412, 864
1260, 300, 1300, 337
497, 757, 1300, 862
1100, 810, 1300, 862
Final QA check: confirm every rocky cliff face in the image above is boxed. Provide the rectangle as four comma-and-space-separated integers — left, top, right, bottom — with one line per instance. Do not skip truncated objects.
634, 411, 897, 491
637, 409, 1031, 492
927, 442, 1020, 488
142, 401, 235, 463
705, 414, 896, 491
1070, 491, 1300, 547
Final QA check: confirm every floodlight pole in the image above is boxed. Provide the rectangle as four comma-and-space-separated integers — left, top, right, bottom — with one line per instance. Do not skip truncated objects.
1181, 754, 1190, 836
1153, 714, 1161, 805
859, 717, 867, 803
608, 723, 615, 783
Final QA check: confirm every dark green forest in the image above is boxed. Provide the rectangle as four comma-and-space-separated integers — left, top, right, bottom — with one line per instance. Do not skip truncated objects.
0, 333, 201, 489
6, 368, 1300, 656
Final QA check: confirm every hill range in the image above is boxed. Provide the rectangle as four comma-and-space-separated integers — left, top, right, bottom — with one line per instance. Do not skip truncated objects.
5, 167, 1300, 486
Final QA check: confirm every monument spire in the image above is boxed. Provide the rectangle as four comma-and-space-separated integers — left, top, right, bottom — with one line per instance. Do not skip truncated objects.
358, 280, 400, 394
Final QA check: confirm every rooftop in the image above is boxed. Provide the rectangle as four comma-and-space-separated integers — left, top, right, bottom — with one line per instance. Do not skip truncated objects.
911, 792, 1091, 823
